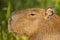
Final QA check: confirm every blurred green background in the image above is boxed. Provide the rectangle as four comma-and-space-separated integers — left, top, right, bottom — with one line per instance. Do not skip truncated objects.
0, 0, 60, 40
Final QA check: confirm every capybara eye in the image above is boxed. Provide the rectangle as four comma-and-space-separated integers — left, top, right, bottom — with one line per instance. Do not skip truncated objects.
30, 13, 37, 16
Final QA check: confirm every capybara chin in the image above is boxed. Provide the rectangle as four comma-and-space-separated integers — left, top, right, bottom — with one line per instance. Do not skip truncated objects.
8, 8, 60, 40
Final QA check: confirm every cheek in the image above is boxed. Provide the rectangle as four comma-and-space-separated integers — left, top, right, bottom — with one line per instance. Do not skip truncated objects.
23, 19, 39, 36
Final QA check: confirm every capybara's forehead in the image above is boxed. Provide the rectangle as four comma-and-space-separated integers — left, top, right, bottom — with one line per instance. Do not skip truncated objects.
9, 8, 45, 19
11, 8, 45, 15
22, 8, 45, 14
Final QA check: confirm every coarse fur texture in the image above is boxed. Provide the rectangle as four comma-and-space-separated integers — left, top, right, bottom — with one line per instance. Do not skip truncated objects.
8, 8, 60, 40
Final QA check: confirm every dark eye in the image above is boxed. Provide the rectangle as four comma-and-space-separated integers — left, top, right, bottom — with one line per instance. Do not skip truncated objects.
30, 13, 36, 16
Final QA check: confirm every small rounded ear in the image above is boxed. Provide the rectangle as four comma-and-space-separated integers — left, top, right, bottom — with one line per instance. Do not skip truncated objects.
44, 8, 55, 20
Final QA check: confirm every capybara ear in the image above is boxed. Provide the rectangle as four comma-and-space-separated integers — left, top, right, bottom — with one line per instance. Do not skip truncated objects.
44, 7, 55, 20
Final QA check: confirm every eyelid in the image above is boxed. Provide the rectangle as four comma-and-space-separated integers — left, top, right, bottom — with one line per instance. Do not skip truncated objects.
29, 13, 37, 16
28, 12, 38, 16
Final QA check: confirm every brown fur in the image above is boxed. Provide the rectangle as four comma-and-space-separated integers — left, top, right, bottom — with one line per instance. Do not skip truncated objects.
8, 8, 60, 40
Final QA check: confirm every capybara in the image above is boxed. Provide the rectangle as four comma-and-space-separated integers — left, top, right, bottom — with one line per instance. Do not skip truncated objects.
8, 8, 60, 40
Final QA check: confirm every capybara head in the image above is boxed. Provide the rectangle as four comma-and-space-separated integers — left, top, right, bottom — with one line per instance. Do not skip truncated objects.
8, 8, 60, 40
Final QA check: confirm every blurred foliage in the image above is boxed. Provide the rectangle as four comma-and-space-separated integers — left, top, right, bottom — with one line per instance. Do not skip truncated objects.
0, 0, 60, 40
